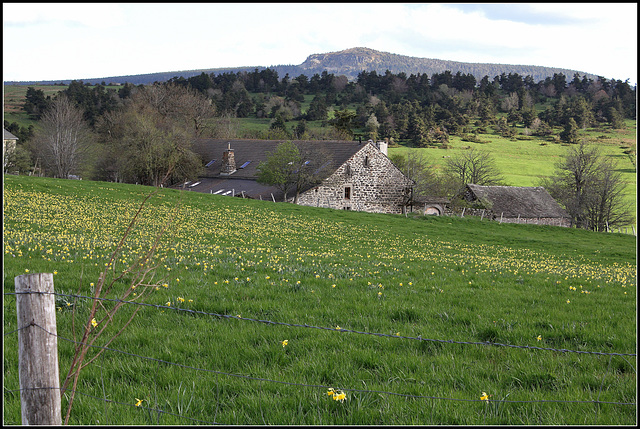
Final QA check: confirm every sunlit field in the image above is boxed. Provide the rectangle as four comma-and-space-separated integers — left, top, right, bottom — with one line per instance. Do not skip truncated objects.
3, 175, 636, 425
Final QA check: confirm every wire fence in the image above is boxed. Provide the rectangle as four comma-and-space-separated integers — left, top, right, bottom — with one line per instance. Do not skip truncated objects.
4, 291, 637, 425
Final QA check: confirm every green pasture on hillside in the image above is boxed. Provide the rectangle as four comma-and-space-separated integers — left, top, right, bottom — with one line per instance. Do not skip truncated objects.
388, 124, 637, 217
3, 175, 636, 425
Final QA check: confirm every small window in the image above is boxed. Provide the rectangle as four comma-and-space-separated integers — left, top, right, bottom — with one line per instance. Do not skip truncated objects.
239, 161, 252, 169
344, 186, 351, 200
364, 156, 369, 167
205, 159, 216, 167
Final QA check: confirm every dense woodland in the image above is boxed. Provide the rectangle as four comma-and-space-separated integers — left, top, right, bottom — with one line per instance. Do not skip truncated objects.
9, 68, 636, 144
3, 67, 636, 230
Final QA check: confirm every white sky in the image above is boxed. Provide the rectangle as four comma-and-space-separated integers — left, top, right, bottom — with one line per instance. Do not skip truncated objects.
3, 3, 637, 85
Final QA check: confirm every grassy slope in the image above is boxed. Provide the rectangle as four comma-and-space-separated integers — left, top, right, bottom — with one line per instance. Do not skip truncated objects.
3, 175, 636, 425
7, 84, 634, 221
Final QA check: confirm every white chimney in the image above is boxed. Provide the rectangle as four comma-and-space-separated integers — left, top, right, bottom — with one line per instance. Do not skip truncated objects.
376, 140, 388, 156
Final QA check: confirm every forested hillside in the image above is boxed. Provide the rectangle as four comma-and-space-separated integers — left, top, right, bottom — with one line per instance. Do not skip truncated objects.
4, 47, 598, 86
4, 62, 636, 230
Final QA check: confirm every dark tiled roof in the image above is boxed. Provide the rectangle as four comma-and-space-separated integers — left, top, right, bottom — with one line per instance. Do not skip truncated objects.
191, 139, 366, 179
186, 139, 370, 199
176, 177, 286, 201
466, 184, 569, 218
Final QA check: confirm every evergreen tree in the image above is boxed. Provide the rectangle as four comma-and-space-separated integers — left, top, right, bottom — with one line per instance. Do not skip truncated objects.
560, 118, 579, 143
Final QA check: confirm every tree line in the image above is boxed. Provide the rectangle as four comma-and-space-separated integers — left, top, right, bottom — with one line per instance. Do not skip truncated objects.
3, 68, 635, 230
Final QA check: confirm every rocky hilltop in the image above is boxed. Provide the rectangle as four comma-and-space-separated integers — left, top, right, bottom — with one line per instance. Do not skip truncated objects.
6, 47, 594, 86
297, 47, 591, 82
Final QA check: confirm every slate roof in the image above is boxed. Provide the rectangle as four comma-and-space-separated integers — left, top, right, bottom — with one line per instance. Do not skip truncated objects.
185, 138, 370, 199
466, 184, 569, 219
4, 129, 19, 140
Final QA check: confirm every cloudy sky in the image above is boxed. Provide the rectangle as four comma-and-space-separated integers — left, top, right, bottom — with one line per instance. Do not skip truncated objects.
3, 3, 637, 84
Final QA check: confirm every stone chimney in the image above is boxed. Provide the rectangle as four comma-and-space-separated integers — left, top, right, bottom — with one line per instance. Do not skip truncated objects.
220, 142, 236, 175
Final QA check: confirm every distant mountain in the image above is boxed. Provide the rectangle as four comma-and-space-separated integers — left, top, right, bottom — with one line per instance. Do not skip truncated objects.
5, 47, 597, 86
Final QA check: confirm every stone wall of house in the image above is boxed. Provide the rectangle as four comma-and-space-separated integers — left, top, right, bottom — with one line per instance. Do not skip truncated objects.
296, 143, 412, 214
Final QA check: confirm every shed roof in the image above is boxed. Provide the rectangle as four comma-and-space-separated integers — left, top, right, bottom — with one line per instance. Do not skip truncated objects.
4, 129, 19, 140
466, 184, 569, 218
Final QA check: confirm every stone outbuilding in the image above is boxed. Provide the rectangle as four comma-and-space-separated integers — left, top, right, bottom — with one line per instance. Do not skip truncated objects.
184, 138, 414, 214
463, 184, 571, 227
3, 129, 19, 170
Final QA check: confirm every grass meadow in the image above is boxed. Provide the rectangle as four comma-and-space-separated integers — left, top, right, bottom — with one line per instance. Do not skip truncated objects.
2, 175, 636, 425
388, 120, 637, 218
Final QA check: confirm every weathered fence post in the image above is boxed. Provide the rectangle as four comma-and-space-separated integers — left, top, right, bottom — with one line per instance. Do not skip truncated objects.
15, 273, 62, 426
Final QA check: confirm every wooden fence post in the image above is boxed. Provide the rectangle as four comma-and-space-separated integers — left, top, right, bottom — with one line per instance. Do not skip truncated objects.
15, 273, 62, 426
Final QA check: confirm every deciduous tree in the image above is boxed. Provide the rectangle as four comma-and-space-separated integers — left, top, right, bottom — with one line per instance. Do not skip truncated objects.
541, 141, 634, 231
32, 94, 90, 178
443, 148, 504, 197
257, 141, 333, 203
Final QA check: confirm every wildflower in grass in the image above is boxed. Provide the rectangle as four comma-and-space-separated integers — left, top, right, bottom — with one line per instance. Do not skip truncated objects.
25, 269, 29, 273
135, 398, 144, 407
166, 301, 171, 307
333, 390, 346, 402
177, 297, 185, 303
480, 392, 490, 402
336, 325, 341, 330
281, 340, 288, 347
53, 271, 57, 275
378, 291, 382, 297
537, 335, 542, 341
91, 318, 98, 328
327, 388, 335, 396
566, 300, 570, 304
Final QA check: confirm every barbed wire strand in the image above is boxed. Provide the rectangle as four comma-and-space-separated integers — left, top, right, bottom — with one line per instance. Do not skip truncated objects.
8, 322, 636, 407
5, 291, 636, 357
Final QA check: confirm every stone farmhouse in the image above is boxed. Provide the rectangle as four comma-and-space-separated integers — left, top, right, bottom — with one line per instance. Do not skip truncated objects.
183, 138, 415, 214
3, 129, 18, 170
463, 184, 571, 227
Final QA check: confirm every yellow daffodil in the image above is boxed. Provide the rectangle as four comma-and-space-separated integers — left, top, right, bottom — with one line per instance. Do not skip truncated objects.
537, 335, 542, 341
91, 318, 98, 328
327, 388, 335, 396
480, 392, 490, 402
281, 340, 288, 347
135, 398, 144, 407
177, 297, 185, 303
334, 392, 346, 402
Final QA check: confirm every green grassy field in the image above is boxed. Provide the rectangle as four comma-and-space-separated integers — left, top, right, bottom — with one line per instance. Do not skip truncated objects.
3, 175, 636, 425
388, 121, 637, 219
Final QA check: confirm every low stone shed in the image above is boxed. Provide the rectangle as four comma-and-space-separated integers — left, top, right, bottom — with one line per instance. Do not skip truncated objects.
463, 184, 571, 227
